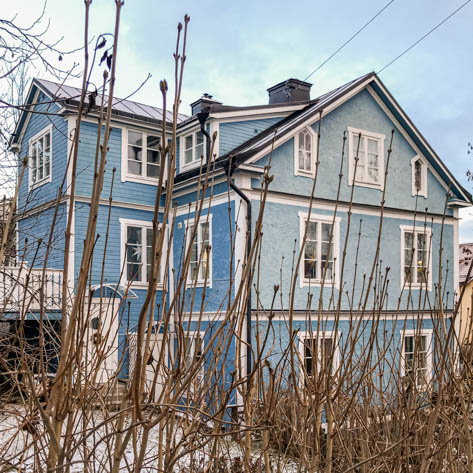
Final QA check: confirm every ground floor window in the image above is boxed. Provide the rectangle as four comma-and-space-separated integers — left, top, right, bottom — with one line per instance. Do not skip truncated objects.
299, 331, 338, 384
402, 330, 432, 388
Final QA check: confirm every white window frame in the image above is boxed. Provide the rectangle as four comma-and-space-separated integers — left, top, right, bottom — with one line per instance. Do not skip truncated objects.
28, 124, 53, 189
411, 155, 428, 198
180, 128, 206, 171
299, 212, 340, 288
347, 126, 385, 190
400, 329, 433, 389
294, 126, 317, 177
400, 225, 432, 290
123, 128, 164, 185
181, 331, 205, 392
185, 215, 213, 287
119, 218, 165, 288
298, 330, 340, 385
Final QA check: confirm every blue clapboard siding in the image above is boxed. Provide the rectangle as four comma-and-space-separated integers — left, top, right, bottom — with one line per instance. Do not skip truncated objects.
17, 92, 68, 213
17, 203, 67, 269
218, 118, 281, 156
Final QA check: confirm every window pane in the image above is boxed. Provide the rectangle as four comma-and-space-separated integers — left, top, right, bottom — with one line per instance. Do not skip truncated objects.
195, 142, 204, 160
404, 336, 414, 354
404, 232, 414, 250
298, 150, 304, 170
146, 228, 153, 282
185, 135, 193, 151
414, 160, 422, 191
146, 149, 160, 178
196, 131, 204, 146
147, 135, 160, 150
321, 223, 332, 242
127, 226, 141, 246
129, 131, 143, 147
304, 260, 317, 279
306, 221, 317, 240
367, 138, 378, 154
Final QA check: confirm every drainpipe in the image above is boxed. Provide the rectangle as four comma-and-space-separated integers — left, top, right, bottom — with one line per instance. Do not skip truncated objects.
225, 160, 252, 383
196, 111, 210, 165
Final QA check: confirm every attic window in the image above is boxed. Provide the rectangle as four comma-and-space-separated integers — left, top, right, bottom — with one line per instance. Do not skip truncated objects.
182, 130, 205, 167
29, 125, 52, 188
347, 127, 385, 189
294, 127, 317, 177
411, 156, 427, 197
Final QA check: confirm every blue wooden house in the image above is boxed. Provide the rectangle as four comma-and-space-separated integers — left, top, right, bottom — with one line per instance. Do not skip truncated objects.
10, 72, 471, 393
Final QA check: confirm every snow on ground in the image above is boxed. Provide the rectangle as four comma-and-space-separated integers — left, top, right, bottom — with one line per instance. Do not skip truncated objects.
0, 406, 298, 472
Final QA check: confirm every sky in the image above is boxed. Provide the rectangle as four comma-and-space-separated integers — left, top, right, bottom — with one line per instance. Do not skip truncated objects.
3, 0, 473, 240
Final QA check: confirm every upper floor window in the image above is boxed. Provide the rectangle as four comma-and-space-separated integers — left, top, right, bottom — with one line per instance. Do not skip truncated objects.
29, 126, 52, 188
299, 212, 340, 287
347, 127, 385, 189
126, 130, 161, 181
186, 217, 212, 285
401, 225, 432, 289
401, 330, 432, 389
295, 127, 317, 176
411, 156, 427, 197
120, 218, 165, 286
182, 130, 204, 168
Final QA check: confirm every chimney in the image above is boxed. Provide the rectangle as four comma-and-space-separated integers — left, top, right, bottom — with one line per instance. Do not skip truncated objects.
267, 79, 312, 104
190, 93, 222, 115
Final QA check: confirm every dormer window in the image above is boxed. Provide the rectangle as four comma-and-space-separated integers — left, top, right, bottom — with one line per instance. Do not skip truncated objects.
182, 130, 205, 168
294, 127, 317, 176
126, 130, 161, 180
29, 125, 52, 188
411, 156, 427, 197
347, 127, 385, 189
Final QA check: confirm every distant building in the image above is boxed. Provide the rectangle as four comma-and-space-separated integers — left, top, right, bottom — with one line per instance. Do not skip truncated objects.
459, 243, 473, 343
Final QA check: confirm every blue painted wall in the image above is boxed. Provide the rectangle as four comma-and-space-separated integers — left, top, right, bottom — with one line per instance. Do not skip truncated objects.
219, 117, 281, 156
250, 200, 454, 311
255, 90, 451, 216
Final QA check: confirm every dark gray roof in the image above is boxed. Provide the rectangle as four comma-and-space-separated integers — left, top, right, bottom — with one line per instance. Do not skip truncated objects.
34, 78, 188, 125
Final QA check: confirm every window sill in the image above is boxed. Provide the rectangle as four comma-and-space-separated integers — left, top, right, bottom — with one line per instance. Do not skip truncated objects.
124, 174, 161, 186
300, 279, 336, 288
29, 176, 51, 190
125, 281, 164, 290
186, 280, 212, 289
350, 180, 383, 190
295, 169, 315, 178
180, 161, 201, 173
402, 283, 432, 291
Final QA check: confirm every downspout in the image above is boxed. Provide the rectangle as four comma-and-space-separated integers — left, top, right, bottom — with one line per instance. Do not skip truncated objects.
196, 111, 210, 165
226, 159, 252, 382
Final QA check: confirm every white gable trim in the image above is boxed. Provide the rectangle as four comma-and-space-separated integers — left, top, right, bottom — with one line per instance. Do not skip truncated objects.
366, 85, 450, 195
368, 78, 469, 202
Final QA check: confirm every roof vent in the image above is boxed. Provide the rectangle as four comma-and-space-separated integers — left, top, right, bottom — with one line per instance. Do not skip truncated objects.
267, 78, 312, 104
190, 94, 222, 115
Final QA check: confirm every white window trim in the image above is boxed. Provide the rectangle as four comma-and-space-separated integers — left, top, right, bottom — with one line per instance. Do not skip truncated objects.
298, 212, 340, 288
400, 224, 433, 291
185, 215, 213, 288
179, 128, 206, 172
122, 128, 165, 185
119, 218, 165, 288
28, 124, 53, 189
298, 330, 340, 385
177, 330, 205, 395
410, 155, 428, 198
294, 126, 317, 177
347, 126, 385, 190
400, 328, 433, 389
